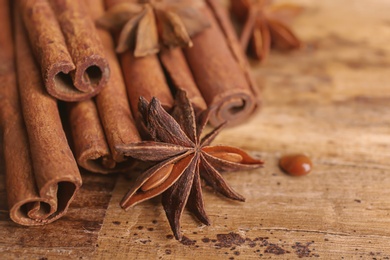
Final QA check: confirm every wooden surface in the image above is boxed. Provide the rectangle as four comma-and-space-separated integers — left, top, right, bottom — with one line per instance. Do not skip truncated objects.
1, 0, 390, 259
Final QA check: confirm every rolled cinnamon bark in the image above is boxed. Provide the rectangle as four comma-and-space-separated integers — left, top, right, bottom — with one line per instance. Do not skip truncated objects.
19, 0, 110, 101
93, 0, 142, 163
184, 0, 260, 126
159, 48, 207, 114
66, 0, 141, 173
104, 0, 174, 122
66, 100, 115, 173
1, 3, 82, 225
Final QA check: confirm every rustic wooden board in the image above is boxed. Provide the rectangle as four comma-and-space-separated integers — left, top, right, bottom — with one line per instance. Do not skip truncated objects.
1, 0, 390, 259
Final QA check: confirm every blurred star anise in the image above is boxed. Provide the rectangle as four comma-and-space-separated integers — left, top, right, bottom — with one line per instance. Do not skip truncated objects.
97, 0, 210, 56
231, 0, 303, 61
116, 89, 263, 240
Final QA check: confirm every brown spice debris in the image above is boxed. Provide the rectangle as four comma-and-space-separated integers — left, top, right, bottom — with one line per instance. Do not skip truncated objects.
215, 233, 246, 248
264, 244, 289, 255
19, 0, 110, 101
292, 242, 313, 258
180, 236, 197, 246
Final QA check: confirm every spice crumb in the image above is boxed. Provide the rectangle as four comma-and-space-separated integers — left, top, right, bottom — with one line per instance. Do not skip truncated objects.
265, 244, 288, 255
180, 236, 196, 246
202, 238, 210, 243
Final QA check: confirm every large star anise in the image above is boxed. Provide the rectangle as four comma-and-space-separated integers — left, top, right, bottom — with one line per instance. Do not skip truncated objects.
97, 0, 209, 56
231, 0, 303, 61
116, 89, 263, 240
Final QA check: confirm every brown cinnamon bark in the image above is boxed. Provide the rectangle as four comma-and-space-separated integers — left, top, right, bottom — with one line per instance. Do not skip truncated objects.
159, 48, 207, 114
66, 100, 115, 173
104, 0, 174, 122
184, 0, 260, 126
66, 0, 141, 173
19, 0, 110, 101
0, 2, 82, 226
93, 0, 142, 163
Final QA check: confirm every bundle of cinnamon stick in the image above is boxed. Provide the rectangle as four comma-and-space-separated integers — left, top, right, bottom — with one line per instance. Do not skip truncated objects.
102, 0, 260, 127
0, 0, 260, 226
0, 0, 82, 225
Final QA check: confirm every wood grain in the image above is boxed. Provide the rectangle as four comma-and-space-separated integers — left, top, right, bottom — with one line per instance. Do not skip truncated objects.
1, 0, 390, 259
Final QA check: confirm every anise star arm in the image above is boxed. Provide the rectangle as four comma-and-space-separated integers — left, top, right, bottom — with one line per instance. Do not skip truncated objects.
116, 141, 191, 161
170, 89, 197, 142
121, 152, 194, 209
155, 9, 193, 48
250, 17, 271, 61
142, 97, 194, 147
162, 153, 199, 240
131, 4, 160, 56
199, 154, 245, 202
202, 145, 264, 172
187, 167, 211, 226
266, 18, 301, 50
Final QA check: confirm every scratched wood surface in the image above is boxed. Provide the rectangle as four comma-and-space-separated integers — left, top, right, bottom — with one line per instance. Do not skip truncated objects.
1, 0, 390, 259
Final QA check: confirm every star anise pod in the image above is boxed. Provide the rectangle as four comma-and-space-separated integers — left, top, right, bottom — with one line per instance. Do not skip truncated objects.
116, 89, 263, 240
231, 0, 303, 61
97, 0, 210, 56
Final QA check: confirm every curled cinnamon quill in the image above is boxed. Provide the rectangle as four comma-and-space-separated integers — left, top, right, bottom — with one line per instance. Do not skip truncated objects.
65, 0, 141, 174
184, 0, 260, 126
97, 0, 210, 56
19, 0, 110, 101
0, 2, 82, 225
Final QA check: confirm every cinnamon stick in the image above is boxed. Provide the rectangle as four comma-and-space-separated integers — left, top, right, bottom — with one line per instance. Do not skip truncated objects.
104, 0, 174, 123
159, 48, 207, 114
66, 0, 141, 173
183, 0, 260, 126
93, 0, 142, 163
0, 2, 82, 225
66, 100, 115, 173
19, 0, 110, 101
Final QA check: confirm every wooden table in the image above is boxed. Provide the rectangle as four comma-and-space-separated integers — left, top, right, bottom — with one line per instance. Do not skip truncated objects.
1, 0, 390, 259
